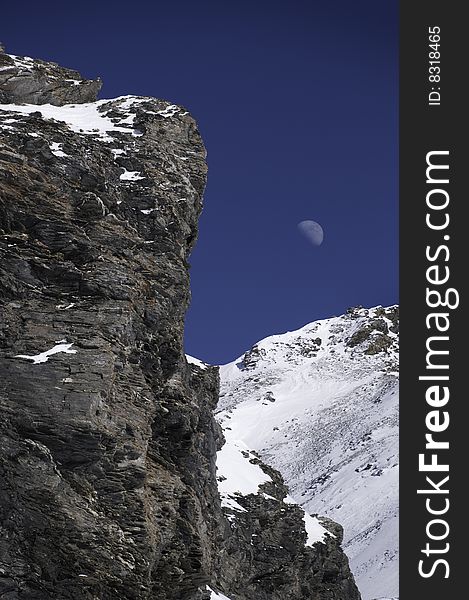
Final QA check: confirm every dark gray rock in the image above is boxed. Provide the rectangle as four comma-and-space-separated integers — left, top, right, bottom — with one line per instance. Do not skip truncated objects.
214, 455, 360, 600
0, 46, 102, 105
0, 51, 360, 599
346, 306, 398, 356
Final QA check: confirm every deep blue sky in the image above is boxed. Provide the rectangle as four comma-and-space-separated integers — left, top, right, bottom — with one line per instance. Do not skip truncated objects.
3, 0, 398, 365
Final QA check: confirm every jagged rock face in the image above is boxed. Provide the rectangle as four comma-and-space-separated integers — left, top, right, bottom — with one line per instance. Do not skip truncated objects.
0, 50, 360, 600
0, 47, 102, 105
0, 49, 218, 600
215, 454, 360, 600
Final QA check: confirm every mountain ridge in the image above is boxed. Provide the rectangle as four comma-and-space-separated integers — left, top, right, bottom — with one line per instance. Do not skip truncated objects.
216, 305, 399, 600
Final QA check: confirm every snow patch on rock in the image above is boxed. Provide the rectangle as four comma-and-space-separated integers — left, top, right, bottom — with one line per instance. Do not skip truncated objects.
15, 340, 77, 364
186, 354, 209, 370
207, 587, 233, 600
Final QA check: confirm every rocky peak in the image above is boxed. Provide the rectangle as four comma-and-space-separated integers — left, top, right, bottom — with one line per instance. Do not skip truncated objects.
0, 46, 102, 105
1, 52, 360, 600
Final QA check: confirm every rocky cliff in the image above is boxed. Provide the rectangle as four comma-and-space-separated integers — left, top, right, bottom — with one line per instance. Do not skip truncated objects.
0, 47, 360, 600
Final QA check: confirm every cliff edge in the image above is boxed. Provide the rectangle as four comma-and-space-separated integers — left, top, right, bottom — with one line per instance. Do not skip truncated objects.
0, 47, 360, 600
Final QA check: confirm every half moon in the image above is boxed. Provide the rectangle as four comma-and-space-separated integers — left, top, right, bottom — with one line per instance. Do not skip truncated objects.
297, 220, 324, 246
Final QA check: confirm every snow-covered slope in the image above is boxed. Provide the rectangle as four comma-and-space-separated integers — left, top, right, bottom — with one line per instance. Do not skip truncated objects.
0, 95, 184, 141
216, 306, 399, 600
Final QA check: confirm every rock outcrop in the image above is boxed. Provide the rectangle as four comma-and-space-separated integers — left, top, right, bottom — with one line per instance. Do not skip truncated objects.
0, 48, 102, 105
214, 448, 360, 600
0, 48, 360, 600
